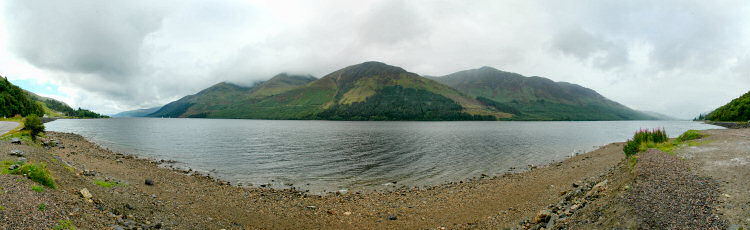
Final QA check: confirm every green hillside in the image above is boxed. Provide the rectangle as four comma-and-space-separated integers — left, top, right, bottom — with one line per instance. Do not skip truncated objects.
429, 67, 658, 121
25, 90, 108, 118
0, 76, 44, 117
151, 62, 507, 120
706, 90, 750, 121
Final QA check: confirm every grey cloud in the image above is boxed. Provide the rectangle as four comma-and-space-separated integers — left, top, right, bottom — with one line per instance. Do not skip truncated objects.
4, 0, 167, 77
1, 0, 748, 118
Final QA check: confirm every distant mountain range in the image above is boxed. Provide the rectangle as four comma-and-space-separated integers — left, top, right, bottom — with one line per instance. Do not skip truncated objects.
111, 106, 162, 118
127, 61, 661, 121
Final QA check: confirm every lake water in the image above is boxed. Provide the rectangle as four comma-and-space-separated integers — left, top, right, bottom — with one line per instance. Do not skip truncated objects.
46, 118, 721, 193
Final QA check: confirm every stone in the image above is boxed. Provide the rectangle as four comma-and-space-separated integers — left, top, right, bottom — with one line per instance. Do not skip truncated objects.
546, 214, 558, 229
82, 170, 97, 176
343, 211, 352, 216
80, 188, 93, 199
125, 203, 134, 209
9, 149, 23, 156
305, 206, 317, 210
387, 215, 397, 220
145, 179, 154, 186
534, 209, 552, 224
8, 164, 20, 170
10, 138, 21, 144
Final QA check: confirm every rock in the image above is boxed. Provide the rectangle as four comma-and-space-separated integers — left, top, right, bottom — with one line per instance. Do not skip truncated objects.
82, 170, 97, 176
9, 149, 23, 156
8, 164, 20, 170
152, 222, 162, 229
572, 182, 580, 188
145, 179, 154, 186
125, 203, 134, 209
111, 225, 125, 230
387, 214, 397, 220
343, 211, 352, 216
546, 214, 558, 229
80, 188, 93, 200
10, 138, 21, 144
17, 157, 26, 162
534, 209, 552, 224
305, 206, 317, 210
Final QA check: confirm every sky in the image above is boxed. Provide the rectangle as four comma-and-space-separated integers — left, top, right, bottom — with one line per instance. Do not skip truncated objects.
0, 0, 748, 119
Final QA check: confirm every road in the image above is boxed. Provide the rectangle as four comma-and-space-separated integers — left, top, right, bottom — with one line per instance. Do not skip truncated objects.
0, 121, 20, 136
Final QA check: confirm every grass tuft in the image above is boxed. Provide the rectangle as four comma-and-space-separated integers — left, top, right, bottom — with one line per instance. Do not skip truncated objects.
38, 203, 46, 211
31, 185, 44, 192
676, 130, 704, 142
93, 179, 123, 188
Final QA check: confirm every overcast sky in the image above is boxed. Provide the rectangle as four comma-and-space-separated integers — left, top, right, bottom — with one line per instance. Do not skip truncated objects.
0, 0, 748, 119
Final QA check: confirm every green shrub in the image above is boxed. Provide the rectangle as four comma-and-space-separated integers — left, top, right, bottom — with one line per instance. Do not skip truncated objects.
38, 203, 46, 211
623, 128, 668, 157
23, 114, 45, 141
53, 220, 76, 230
676, 130, 703, 142
11, 163, 55, 188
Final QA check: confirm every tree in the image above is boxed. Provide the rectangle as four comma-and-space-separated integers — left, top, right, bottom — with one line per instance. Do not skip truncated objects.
24, 114, 45, 141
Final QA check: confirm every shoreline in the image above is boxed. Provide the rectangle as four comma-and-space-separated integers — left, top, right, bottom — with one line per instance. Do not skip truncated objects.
1, 131, 626, 229
63, 133, 601, 196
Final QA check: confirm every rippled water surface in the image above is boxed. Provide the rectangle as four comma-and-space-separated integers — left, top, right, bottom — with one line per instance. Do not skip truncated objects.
47, 118, 721, 193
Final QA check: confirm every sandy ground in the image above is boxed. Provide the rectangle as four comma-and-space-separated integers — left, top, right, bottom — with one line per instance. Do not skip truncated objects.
680, 128, 750, 228
0, 121, 19, 136
0, 131, 625, 229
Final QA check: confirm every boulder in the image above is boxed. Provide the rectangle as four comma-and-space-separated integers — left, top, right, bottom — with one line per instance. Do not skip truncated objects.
534, 209, 552, 223
10, 138, 21, 144
145, 179, 154, 186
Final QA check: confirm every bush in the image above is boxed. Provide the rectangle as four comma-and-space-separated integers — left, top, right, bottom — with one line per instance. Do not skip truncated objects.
23, 114, 45, 141
623, 128, 668, 157
676, 130, 703, 142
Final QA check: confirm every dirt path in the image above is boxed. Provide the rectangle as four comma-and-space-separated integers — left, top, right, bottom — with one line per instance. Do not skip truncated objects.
0, 121, 19, 136
680, 128, 750, 228
0, 132, 625, 229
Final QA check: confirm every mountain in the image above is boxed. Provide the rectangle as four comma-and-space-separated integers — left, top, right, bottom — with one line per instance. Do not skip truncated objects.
428, 67, 658, 121
24, 90, 108, 118
0, 77, 44, 117
150, 73, 317, 118
706, 90, 750, 121
151, 62, 507, 120
111, 106, 162, 118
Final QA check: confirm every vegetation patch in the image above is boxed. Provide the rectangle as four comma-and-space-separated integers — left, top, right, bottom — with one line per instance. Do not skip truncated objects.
53, 220, 76, 230
623, 128, 668, 157
38, 203, 46, 211
676, 130, 704, 142
1, 161, 55, 189
31, 185, 44, 192
93, 179, 123, 188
